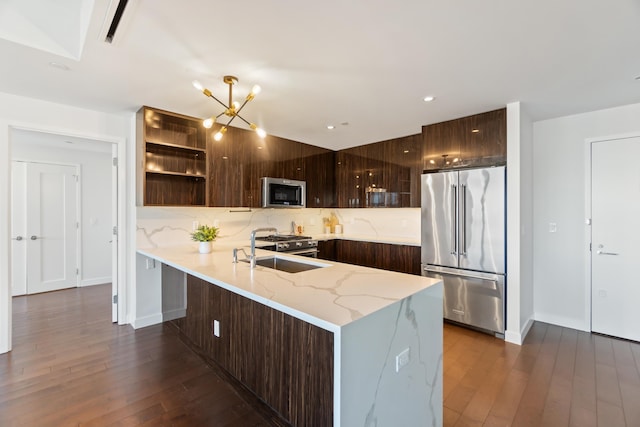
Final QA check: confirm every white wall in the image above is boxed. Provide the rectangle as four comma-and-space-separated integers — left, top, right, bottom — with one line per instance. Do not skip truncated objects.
0, 91, 131, 354
533, 102, 640, 331
505, 102, 535, 344
519, 107, 534, 335
12, 143, 113, 286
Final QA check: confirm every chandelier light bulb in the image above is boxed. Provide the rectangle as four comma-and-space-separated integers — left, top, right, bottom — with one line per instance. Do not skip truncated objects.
214, 131, 223, 141
251, 85, 262, 95
256, 127, 267, 138
192, 80, 204, 91
232, 101, 240, 110
203, 117, 214, 129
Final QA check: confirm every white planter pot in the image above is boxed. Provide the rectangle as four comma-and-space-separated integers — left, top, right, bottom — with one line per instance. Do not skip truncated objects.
198, 241, 212, 254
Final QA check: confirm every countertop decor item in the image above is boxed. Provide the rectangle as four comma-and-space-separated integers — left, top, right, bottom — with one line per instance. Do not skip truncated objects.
190, 224, 220, 254
192, 76, 266, 141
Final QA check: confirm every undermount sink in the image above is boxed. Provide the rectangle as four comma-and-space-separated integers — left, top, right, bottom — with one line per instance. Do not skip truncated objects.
242, 256, 329, 273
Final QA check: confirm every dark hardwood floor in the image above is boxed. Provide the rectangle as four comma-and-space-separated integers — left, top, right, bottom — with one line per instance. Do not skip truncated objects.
0, 285, 278, 426
443, 322, 640, 427
2, 285, 639, 426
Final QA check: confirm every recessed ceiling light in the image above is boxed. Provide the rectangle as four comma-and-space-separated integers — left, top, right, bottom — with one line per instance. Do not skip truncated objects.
403, 150, 409, 154
222, 156, 228, 160
327, 125, 335, 130
471, 128, 480, 133
49, 62, 70, 71
423, 95, 435, 102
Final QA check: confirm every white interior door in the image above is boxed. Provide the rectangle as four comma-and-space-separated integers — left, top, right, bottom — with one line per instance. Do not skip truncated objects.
25, 162, 79, 294
111, 145, 118, 322
591, 136, 640, 341
10, 162, 27, 296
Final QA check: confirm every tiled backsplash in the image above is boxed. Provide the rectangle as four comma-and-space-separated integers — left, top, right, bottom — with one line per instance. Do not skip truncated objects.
137, 207, 420, 248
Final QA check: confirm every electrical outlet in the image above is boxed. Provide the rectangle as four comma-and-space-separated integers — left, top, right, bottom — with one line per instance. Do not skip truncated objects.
396, 348, 410, 372
213, 320, 220, 337
192, 221, 199, 231
549, 222, 557, 233
213, 219, 220, 227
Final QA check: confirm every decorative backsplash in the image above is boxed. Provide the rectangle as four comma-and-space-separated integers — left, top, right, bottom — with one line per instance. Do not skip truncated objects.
137, 207, 421, 248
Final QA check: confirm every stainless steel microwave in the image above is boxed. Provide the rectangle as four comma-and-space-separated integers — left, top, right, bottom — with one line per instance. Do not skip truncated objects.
261, 177, 306, 208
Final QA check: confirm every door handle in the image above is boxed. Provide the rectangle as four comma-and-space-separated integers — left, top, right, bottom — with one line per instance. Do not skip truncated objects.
596, 250, 618, 256
461, 184, 467, 256
451, 184, 458, 255
30, 235, 39, 240
12, 236, 23, 241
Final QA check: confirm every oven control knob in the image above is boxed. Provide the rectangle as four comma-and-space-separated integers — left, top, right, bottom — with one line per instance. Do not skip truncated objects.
281, 243, 289, 249
296, 242, 303, 247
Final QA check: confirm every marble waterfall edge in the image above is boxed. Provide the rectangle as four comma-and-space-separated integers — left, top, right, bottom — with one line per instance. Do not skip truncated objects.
339, 283, 443, 427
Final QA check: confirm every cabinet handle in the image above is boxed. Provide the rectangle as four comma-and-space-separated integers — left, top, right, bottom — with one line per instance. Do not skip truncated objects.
12, 236, 23, 241
30, 235, 39, 240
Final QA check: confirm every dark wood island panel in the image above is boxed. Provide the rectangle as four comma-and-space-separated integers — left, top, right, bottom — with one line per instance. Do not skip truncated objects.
172, 274, 334, 427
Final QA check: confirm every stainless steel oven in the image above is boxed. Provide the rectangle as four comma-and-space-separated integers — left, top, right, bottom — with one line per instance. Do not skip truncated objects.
254, 234, 318, 257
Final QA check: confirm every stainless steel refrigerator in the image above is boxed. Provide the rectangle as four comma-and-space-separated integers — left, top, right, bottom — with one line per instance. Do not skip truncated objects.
421, 166, 506, 336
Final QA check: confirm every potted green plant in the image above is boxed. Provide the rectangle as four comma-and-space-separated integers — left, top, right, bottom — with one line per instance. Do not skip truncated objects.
190, 224, 220, 254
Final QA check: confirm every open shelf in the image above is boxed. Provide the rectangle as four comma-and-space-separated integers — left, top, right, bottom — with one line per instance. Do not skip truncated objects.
146, 140, 206, 153
138, 106, 208, 206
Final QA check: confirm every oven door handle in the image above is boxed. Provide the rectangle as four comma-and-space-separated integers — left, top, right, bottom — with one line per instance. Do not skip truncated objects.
281, 248, 318, 257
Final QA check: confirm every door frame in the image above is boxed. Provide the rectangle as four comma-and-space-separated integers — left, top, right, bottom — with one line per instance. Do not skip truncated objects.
584, 132, 640, 332
1, 122, 127, 354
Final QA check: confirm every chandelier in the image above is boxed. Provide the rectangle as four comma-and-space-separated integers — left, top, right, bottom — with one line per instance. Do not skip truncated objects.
192, 75, 266, 141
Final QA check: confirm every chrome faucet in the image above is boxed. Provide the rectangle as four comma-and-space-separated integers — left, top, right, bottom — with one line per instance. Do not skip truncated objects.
248, 227, 278, 268
233, 227, 278, 267
232, 247, 249, 264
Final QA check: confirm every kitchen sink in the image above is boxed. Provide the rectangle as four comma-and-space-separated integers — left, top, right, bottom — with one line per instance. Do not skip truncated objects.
242, 256, 329, 273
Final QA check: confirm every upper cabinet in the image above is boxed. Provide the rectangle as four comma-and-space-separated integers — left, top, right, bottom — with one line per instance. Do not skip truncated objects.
335, 134, 421, 208
136, 106, 506, 208
207, 125, 335, 208
422, 108, 506, 171
137, 106, 207, 206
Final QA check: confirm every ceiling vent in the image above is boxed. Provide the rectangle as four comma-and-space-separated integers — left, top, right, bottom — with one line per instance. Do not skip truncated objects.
102, 0, 129, 44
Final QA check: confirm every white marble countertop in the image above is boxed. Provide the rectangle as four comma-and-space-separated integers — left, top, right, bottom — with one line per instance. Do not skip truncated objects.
137, 243, 439, 332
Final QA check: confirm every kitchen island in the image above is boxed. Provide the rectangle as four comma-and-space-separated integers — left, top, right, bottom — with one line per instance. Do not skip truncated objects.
136, 244, 442, 426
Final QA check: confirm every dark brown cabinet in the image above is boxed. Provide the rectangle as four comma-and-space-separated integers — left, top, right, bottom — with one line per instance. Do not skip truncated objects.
317, 240, 336, 261
173, 274, 334, 426
335, 134, 422, 208
207, 125, 334, 208
137, 106, 506, 208
137, 106, 207, 206
422, 108, 506, 171
328, 239, 421, 275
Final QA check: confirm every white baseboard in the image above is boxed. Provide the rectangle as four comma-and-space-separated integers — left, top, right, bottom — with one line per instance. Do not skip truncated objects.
521, 316, 534, 340
504, 316, 535, 345
132, 313, 163, 329
534, 312, 590, 332
162, 308, 186, 322
80, 277, 112, 287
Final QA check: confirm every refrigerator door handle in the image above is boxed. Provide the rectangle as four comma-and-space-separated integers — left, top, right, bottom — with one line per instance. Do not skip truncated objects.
451, 184, 458, 255
460, 184, 467, 256
423, 265, 502, 282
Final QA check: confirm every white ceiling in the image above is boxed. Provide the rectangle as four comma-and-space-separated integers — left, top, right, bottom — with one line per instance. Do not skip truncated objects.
1, 0, 640, 151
